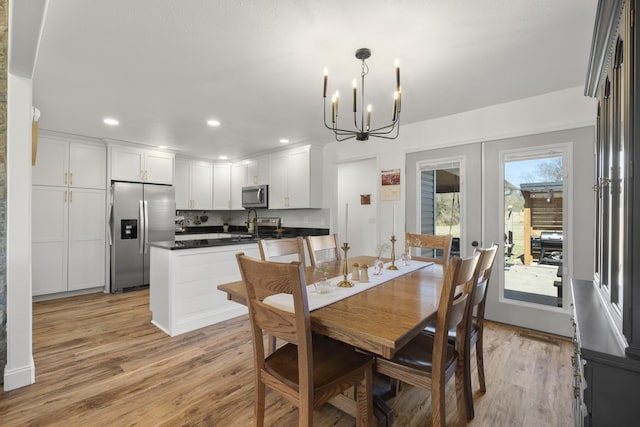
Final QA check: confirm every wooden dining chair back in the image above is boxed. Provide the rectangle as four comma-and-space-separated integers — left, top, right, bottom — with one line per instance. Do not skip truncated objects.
235, 253, 374, 427
462, 242, 499, 418
258, 236, 306, 265
375, 253, 479, 427
306, 234, 341, 266
405, 233, 453, 266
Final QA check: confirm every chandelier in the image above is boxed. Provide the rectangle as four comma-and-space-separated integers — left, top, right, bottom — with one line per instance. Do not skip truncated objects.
323, 48, 401, 141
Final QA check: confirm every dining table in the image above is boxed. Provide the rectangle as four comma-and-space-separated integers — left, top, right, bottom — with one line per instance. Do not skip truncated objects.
217, 255, 446, 424
218, 255, 445, 359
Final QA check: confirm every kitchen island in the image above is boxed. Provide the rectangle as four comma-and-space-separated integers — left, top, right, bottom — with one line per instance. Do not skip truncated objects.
148, 238, 260, 336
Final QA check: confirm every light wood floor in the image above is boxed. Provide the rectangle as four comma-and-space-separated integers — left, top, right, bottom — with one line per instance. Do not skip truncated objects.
0, 290, 573, 426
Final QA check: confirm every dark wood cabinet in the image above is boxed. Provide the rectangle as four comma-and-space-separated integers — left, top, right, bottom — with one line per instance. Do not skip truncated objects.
577, 0, 640, 425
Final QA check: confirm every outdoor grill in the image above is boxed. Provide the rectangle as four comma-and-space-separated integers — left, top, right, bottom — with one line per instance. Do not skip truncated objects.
539, 231, 563, 264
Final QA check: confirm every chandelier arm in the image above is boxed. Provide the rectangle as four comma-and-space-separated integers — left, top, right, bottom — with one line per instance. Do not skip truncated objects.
368, 119, 399, 134
334, 133, 357, 142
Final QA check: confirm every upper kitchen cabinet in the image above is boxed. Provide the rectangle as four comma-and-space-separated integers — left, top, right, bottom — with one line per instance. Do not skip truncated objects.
230, 162, 248, 210
175, 159, 213, 210
268, 145, 322, 209
246, 156, 269, 185
110, 145, 174, 185
213, 163, 232, 210
32, 136, 106, 189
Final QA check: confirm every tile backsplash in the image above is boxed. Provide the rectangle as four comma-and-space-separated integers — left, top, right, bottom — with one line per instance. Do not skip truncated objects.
176, 208, 329, 231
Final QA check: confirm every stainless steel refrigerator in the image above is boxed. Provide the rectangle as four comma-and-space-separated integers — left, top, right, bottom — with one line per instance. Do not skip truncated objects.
110, 182, 175, 293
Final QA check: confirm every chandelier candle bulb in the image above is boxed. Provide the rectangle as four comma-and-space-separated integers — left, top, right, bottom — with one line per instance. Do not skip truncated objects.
393, 92, 398, 121
323, 68, 328, 98
352, 79, 357, 113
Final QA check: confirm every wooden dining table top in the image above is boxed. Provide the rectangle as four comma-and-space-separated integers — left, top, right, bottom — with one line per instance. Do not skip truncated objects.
217, 255, 445, 359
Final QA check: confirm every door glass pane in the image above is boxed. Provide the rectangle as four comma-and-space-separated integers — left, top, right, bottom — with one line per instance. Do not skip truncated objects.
504, 156, 564, 308
420, 163, 461, 258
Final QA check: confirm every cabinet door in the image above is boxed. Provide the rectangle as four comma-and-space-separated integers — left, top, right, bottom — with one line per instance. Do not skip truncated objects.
32, 137, 68, 187
230, 163, 248, 209
111, 147, 145, 182
269, 153, 289, 209
69, 143, 106, 189
67, 189, 106, 291
247, 157, 269, 185
32, 186, 68, 295
145, 150, 174, 185
286, 149, 310, 208
213, 163, 231, 210
174, 159, 191, 209
190, 161, 213, 210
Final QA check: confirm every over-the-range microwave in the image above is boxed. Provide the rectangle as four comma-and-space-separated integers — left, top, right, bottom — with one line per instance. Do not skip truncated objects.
242, 185, 268, 209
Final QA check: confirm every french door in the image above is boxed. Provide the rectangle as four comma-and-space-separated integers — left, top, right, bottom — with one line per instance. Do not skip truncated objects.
408, 127, 592, 336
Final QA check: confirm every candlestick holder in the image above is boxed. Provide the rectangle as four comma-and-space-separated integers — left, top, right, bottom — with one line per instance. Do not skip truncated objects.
387, 235, 399, 270
337, 242, 354, 287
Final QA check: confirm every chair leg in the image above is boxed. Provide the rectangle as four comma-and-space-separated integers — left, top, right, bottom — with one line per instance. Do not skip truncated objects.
255, 380, 265, 427
455, 357, 468, 427
463, 340, 474, 420
431, 376, 447, 427
356, 366, 373, 427
476, 334, 486, 393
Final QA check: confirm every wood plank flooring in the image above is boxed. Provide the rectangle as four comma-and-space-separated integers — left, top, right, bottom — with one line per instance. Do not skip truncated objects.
0, 289, 573, 426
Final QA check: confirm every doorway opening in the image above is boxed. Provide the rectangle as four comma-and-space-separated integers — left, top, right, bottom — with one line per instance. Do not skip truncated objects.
503, 156, 565, 307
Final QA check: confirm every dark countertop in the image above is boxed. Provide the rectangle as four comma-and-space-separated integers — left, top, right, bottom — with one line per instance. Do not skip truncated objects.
150, 237, 260, 250
175, 225, 329, 239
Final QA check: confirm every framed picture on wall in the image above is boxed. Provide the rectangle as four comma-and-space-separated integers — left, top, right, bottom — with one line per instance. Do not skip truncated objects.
381, 169, 400, 201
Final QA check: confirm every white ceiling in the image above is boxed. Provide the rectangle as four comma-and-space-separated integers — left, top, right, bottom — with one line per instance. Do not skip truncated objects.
32, 0, 598, 161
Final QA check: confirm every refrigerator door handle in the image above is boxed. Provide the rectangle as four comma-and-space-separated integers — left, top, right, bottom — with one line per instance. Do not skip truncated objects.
144, 200, 149, 253
139, 199, 144, 254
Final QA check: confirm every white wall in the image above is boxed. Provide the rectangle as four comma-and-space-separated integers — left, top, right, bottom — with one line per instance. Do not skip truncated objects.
4, 73, 35, 390
323, 86, 597, 268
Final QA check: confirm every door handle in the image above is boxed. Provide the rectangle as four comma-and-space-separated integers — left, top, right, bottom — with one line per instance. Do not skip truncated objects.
144, 200, 149, 253
471, 241, 479, 247
139, 200, 144, 254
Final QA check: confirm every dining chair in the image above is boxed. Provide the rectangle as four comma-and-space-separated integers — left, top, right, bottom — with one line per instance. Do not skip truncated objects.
405, 233, 453, 266
258, 236, 306, 265
306, 234, 341, 266
424, 242, 498, 420
258, 237, 307, 355
375, 253, 479, 427
235, 253, 374, 427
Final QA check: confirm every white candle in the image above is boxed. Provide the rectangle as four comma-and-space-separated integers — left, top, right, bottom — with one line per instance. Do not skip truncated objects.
393, 204, 396, 236
345, 203, 349, 242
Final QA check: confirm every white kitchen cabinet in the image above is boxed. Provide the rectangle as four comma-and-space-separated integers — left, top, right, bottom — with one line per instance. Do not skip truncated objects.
33, 136, 106, 189
32, 186, 106, 296
213, 163, 231, 210
246, 156, 269, 185
110, 146, 174, 185
175, 159, 213, 210
268, 145, 322, 209
230, 162, 248, 209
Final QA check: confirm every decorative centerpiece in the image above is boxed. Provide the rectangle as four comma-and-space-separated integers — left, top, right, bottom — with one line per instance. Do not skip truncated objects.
373, 243, 389, 275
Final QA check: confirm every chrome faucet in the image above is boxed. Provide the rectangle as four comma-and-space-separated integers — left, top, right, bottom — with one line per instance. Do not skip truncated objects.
247, 209, 258, 235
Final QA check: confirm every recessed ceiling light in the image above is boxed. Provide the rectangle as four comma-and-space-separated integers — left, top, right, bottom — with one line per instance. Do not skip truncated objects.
207, 120, 221, 127
219, 155, 228, 160
279, 139, 290, 144
158, 145, 167, 149
103, 118, 119, 126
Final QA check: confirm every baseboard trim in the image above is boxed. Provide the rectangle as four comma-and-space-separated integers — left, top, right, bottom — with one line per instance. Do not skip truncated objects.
4, 356, 35, 391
